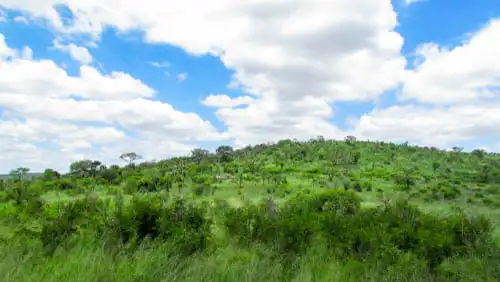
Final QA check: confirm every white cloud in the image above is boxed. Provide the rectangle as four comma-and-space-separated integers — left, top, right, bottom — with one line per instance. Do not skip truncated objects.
177, 72, 188, 82
0, 34, 14, 59
347, 19, 500, 148
8, 0, 403, 146
353, 103, 500, 147
0, 34, 225, 172
214, 94, 343, 147
21, 46, 33, 59
53, 40, 93, 65
0, 1, 428, 152
2, 0, 500, 168
0, 1, 406, 97
13, 15, 28, 24
402, 20, 500, 105
0, 9, 7, 22
202, 94, 254, 108
0, 59, 156, 100
150, 61, 170, 68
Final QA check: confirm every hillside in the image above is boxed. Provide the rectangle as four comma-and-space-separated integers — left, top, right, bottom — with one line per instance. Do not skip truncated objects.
1, 138, 500, 281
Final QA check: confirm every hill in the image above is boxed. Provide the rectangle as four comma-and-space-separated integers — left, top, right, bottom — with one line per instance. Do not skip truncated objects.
1, 138, 500, 281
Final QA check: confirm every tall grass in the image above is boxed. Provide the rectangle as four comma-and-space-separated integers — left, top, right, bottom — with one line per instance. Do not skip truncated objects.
1, 189, 500, 281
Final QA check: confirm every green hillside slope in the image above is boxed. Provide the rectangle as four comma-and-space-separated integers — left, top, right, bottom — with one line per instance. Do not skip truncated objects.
1, 138, 500, 281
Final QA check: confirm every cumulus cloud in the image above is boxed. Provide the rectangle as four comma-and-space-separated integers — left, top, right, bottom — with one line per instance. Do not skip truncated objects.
202, 94, 254, 108
1, 0, 500, 170
0, 34, 14, 59
0, 60, 156, 100
353, 103, 500, 147
347, 19, 500, 148
53, 40, 93, 65
402, 19, 500, 105
0, 1, 406, 149
0, 34, 225, 171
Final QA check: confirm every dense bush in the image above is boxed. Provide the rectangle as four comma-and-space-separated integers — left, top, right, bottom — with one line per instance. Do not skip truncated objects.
220, 192, 495, 271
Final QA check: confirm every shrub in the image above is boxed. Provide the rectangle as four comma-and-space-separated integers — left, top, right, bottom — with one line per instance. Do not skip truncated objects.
482, 197, 493, 205
474, 192, 485, 198
486, 186, 499, 195
192, 184, 207, 196
353, 182, 362, 192
442, 187, 461, 200
365, 182, 373, 192
343, 181, 351, 191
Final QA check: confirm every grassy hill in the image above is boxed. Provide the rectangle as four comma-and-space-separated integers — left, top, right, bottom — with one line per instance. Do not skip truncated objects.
1, 138, 500, 281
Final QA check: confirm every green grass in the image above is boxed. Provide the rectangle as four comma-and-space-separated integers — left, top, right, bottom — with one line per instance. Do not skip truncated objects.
2, 139, 500, 281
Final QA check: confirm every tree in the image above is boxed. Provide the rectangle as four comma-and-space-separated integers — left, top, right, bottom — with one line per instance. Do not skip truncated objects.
432, 161, 440, 175
216, 145, 234, 163
89, 161, 102, 177
10, 167, 30, 182
42, 168, 60, 181
70, 160, 93, 178
120, 152, 142, 167
394, 167, 418, 191
479, 164, 491, 183
191, 148, 210, 164
8, 167, 30, 205
351, 151, 361, 165
344, 135, 357, 143
472, 149, 486, 160
98, 165, 122, 184
452, 146, 464, 153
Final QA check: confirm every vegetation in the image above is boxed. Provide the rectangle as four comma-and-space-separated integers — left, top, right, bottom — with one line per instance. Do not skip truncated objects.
2, 138, 500, 281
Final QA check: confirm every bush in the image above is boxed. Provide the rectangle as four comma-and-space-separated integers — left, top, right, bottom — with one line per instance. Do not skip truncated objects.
486, 186, 499, 195
442, 187, 461, 200
474, 192, 485, 198
365, 182, 373, 191
353, 182, 362, 192
482, 197, 493, 205
192, 184, 208, 196
221, 190, 361, 254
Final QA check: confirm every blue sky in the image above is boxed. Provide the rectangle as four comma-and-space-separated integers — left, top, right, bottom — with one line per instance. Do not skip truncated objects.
1, 0, 500, 172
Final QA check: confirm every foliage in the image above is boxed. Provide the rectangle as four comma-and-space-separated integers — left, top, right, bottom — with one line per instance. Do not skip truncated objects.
2, 138, 500, 280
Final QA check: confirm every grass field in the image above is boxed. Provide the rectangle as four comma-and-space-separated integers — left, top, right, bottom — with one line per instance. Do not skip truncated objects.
2, 139, 500, 281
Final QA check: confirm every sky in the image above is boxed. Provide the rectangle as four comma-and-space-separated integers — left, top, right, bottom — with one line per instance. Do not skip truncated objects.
0, 0, 500, 172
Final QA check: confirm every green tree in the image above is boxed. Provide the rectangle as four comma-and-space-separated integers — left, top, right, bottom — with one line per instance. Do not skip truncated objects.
344, 135, 357, 143
8, 167, 30, 205
120, 152, 142, 167
432, 161, 440, 175
472, 149, 486, 160
42, 168, 60, 181
191, 148, 210, 165
70, 160, 93, 178
10, 167, 30, 182
216, 145, 234, 163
